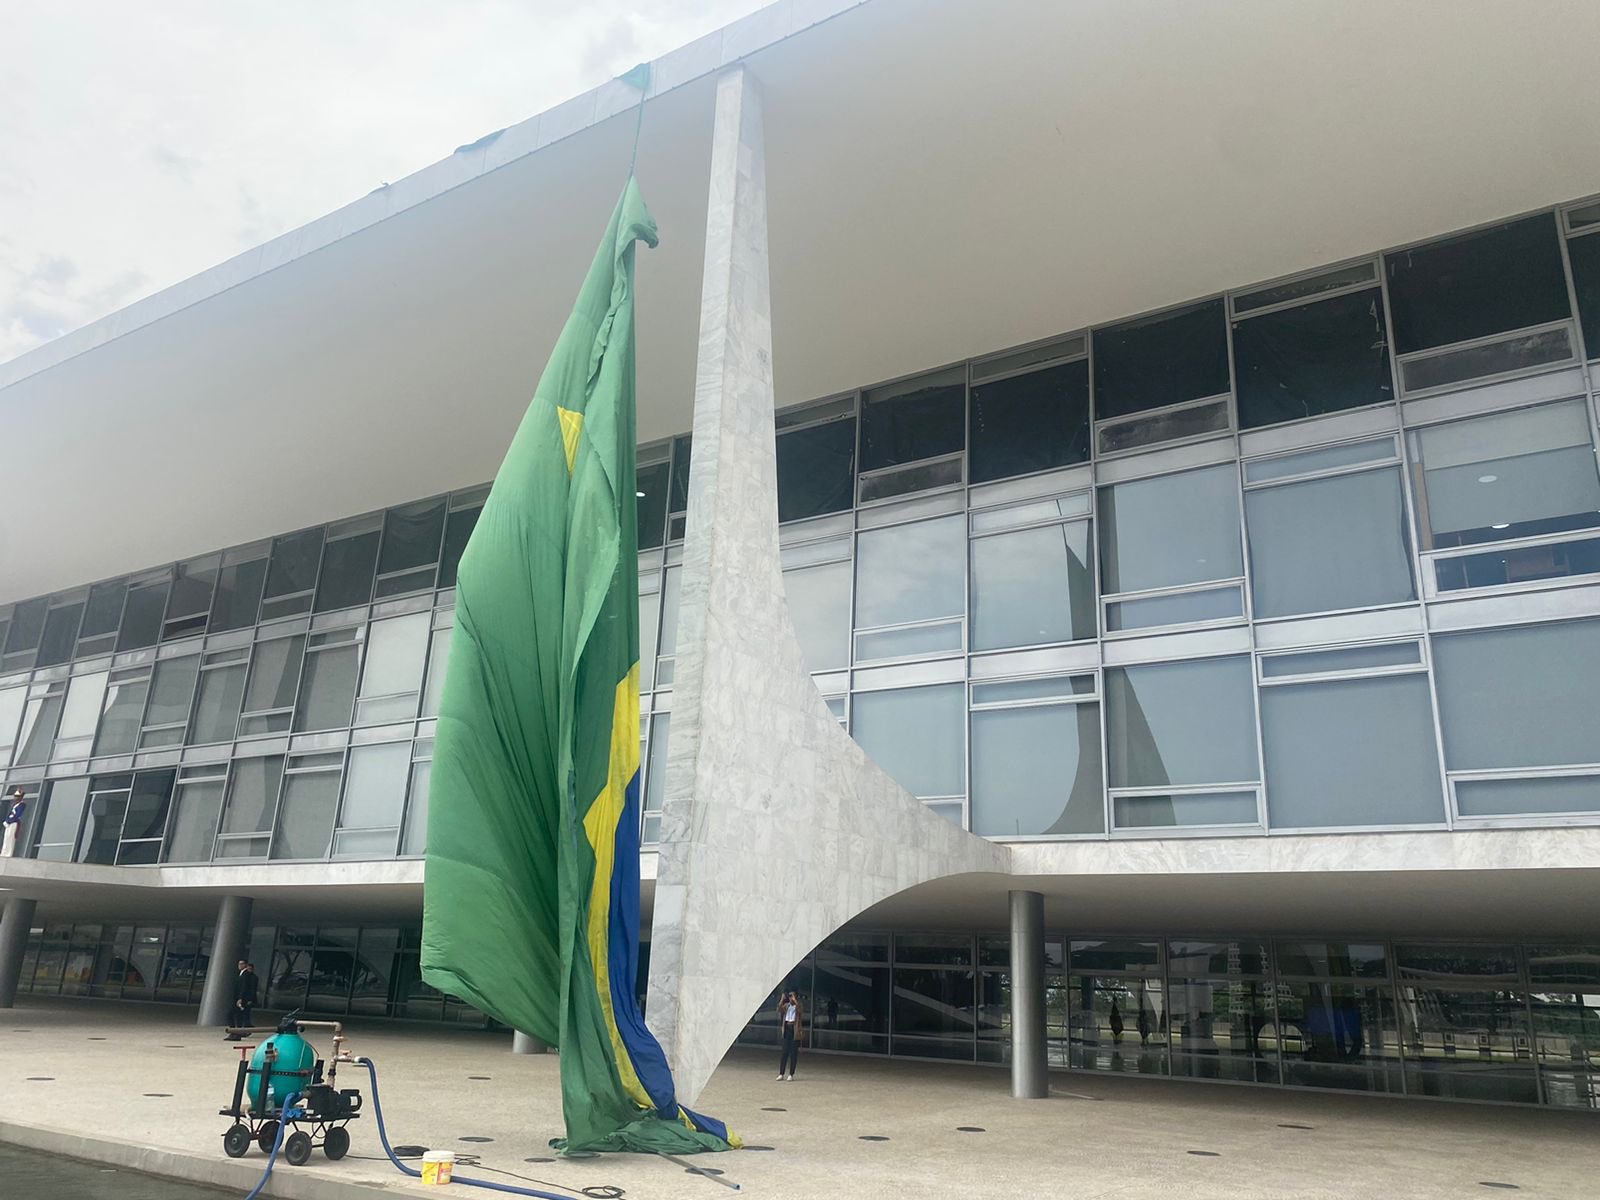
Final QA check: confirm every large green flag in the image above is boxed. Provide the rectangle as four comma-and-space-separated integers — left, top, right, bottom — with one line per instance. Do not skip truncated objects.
421, 178, 734, 1155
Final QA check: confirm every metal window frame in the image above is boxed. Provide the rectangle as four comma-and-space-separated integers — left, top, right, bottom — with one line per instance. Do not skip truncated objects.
1394, 319, 1579, 399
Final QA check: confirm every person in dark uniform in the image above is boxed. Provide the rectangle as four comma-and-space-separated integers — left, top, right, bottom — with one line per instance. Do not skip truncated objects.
226, 960, 259, 1038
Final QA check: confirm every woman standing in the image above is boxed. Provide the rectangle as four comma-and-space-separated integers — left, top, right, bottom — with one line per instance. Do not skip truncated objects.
776, 990, 804, 1081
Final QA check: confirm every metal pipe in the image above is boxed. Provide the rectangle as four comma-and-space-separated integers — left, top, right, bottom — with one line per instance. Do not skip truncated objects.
1009, 889, 1048, 1099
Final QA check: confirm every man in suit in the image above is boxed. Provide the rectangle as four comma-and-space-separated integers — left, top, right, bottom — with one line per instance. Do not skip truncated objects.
226, 960, 259, 1038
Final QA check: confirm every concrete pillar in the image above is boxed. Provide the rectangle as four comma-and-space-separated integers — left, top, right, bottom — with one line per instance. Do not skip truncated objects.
1009, 889, 1048, 1099
512, 1030, 550, 1054
197, 895, 253, 1027
0, 898, 39, 1008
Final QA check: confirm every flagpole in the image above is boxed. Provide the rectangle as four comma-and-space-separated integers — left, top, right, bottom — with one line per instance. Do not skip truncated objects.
621, 63, 651, 178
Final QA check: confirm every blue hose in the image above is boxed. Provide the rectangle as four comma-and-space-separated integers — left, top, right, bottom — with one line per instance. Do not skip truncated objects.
354, 1057, 578, 1200
242, 1093, 303, 1200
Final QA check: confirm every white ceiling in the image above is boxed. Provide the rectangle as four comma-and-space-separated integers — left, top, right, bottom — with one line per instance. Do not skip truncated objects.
5, 0, 1600, 604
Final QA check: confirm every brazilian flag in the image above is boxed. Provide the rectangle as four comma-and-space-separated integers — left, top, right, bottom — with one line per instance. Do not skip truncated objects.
421, 178, 735, 1155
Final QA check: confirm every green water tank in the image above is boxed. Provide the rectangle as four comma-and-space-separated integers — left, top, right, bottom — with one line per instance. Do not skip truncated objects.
247, 1032, 317, 1113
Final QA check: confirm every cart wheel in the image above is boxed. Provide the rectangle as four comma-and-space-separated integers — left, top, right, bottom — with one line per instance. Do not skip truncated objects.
256, 1120, 279, 1154
223, 1124, 252, 1158
284, 1130, 313, 1167
323, 1126, 351, 1160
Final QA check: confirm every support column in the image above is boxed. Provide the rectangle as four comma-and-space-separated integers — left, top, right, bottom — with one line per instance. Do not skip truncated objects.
0, 898, 38, 1008
197, 895, 253, 1027
512, 1031, 550, 1055
1009, 890, 1048, 1099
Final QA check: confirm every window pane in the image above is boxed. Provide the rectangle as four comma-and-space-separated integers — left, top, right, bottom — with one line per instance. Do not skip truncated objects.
191, 661, 247, 744
219, 757, 283, 835
314, 531, 379, 612
783, 561, 851, 672
1260, 642, 1420, 678
93, 670, 150, 756
16, 691, 65, 765
209, 557, 267, 632
1276, 982, 1400, 1092
421, 626, 451, 717
164, 559, 217, 637
1092, 299, 1229, 420
378, 499, 446, 578
36, 602, 84, 667
240, 636, 305, 731
669, 435, 693, 514
850, 684, 965, 798
1385, 214, 1569, 354
1168, 940, 1270, 977
1262, 674, 1443, 828
357, 613, 430, 723
777, 417, 856, 522
1097, 397, 1229, 455
1568, 228, 1600, 359
1245, 468, 1415, 618
1234, 288, 1392, 428
1398, 987, 1536, 1104
644, 713, 670, 812
1168, 978, 1279, 1083
970, 521, 1094, 649
164, 779, 224, 861
855, 516, 965, 628
969, 359, 1091, 484
971, 703, 1103, 835
1098, 465, 1243, 594
1104, 584, 1241, 632
144, 655, 199, 731
77, 784, 127, 864
636, 460, 669, 550
1408, 400, 1600, 550
892, 968, 975, 1058
855, 621, 961, 661
1456, 775, 1600, 818
339, 742, 411, 833
54, 671, 108, 758
860, 370, 965, 472
1434, 536, 1600, 592
1400, 325, 1573, 392
34, 779, 88, 860
78, 582, 127, 649
272, 771, 340, 860
1433, 620, 1600, 770
116, 582, 169, 651
657, 567, 681, 660
1106, 657, 1257, 788
401, 759, 431, 854
294, 643, 361, 732
1113, 791, 1257, 828
438, 505, 481, 588
1244, 437, 1395, 483
0, 686, 26, 763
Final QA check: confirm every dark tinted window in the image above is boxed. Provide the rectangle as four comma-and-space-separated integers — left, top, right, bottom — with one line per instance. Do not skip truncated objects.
117, 581, 170, 651
860, 371, 965, 472
164, 560, 217, 639
438, 506, 481, 588
1093, 299, 1229, 420
263, 528, 324, 613
1568, 231, 1600, 360
209, 558, 268, 632
3, 598, 47, 655
636, 460, 669, 550
377, 499, 446, 578
669, 436, 693, 514
776, 417, 856, 522
1234, 288, 1393, 428
1385, 215, 1569, 354
122, 770, 176, 842
35, 603, 84, 667
969, 359, 1091, 483
78, 582, 127, 647
1070, 938, 1161, 975
313, 531, 380, 613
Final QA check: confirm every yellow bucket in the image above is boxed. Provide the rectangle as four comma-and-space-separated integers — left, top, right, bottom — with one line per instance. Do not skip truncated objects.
421, 1151, 455, 1185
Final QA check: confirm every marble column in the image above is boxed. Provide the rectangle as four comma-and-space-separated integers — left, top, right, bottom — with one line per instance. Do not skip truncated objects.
1009, 890, 1048, 1098
0, 898, 38, 1008
196, 895, 253, 1027
645, 64, 1009, 1108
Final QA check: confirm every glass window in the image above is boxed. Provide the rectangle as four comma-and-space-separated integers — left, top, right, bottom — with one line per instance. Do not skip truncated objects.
76, 581, 126, 655
1262, 674, 1444, 828
335, 742, 412, 857
669, 435, 693, 516
1097, 398, 1230, 456
238, 636, 305, 736
1168, 940, 1270, 977
191, 651, 248, 744
53, 671, 108, 760
92, 667, 151, 756
1245, 468, 1415, 617
1277, 941, 1389, 978
970, 702, 1102, 835
163, 559, 217, 639
850, 684, 965, 799
294, 631, 362, 732
438, 504, 481, 588
375, 498, 447, 596
1098, 465, 1243, 594
216, 756, 284, 855
1113, 791, 1258, 828
895, 933, 972, 966
141, 655, 199, 747
77, 777, 130, 864
401, 755, 431, 854
891, 968, 975, 1060
1568, 228, 1600, 359
1105, 657, 1257, 788
1234, 288, 1393, 428
163, 770, 227, 862
636, 459, 669, 550
1434, 536, 1600, 592
314, 526, 380, 613
209, 555, 267, 632
971, 519, 1095, 649
656, 567, 682, 664
1385, 214, 1569, 354
643, 712, 671, 814
1274, 982, 1400, 1093
2, 597, 46, 672
638, 590, 659, 691
1092, 299, 1229, 420
1433, 619, 1600, 771
0, 685, 26, 765
1245, 437, 1396, 484
860, 369, 965, 473
777, 417, 856, 522
1406, 400, 1600, 550
15, 683, 66, 765
116, 580, 169, 651
355, 613, 430, 725
1104, 584, 1241, 633
262, 527, 324, 619
969, 359, 1091, 483
1068, 975, 1168, 1075
34, 778, 89, 860
1455, 775, 1600, 818
271, 755, 342, 861
1168, 977, 1279, 1083
782, 560, 851, 673
118, 771, 175, 864
36, 601, 84, 667
1397, 986, 1537, 1104
854, 516, 965, 629
421, 626, 452, 718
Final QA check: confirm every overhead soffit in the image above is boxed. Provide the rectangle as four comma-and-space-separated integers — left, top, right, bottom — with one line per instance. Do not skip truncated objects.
5, 0, 1600, 602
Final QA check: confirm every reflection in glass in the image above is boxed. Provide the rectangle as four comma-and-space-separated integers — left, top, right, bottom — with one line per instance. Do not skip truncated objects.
191, 655, 248, 744
272, 762, 341, 860
782, 560, 851, 672
294, 637, 361, 732
356, 613, 430, 725
970, 521, 1094, 649
1169, 978, 1278, 1082
850, 685, 964, 799
1397, 987, 1537, 1103
143, 656, 200, 746
1530, 991, 1600, 1109
94, 668, 151, 756
219, 757, 284, 838
813, 952, 890, 1053
164, 776, 226, 862
1105, 657, 1257, 788
970, 703, 1102, 836
336, 742, 411, 857
239, 637, 304, 736
1069, 975, 1168, 1074
53, 671, 109, 760
1099, 465, 1243, 594
78, 778, 130, 865
314, 529, 380, 613
855, 516, 965, 629
15, 687, 65, 765
1273, 982, 1400, 1092
34, 779, 89, 861
891, 968, 976, 1060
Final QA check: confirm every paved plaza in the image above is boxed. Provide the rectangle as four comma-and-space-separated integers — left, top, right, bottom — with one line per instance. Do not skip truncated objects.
1, 998, 1597, 1199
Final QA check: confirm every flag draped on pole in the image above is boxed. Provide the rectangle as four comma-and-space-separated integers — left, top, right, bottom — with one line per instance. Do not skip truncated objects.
421, 178, 735, 1155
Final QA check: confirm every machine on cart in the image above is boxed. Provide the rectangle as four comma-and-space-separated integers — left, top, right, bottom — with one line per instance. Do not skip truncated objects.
219, 1012, 363, 1167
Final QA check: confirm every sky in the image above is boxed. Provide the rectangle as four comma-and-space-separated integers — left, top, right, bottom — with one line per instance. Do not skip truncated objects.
0, 1, 769, 365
